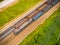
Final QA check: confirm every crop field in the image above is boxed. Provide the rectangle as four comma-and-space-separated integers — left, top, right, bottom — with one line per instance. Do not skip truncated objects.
19, 7, 60, 45
0, 0, 42, 27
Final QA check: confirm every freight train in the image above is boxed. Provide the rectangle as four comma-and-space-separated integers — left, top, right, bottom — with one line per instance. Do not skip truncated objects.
14, 0, 59, 34
0, 0, 59, 41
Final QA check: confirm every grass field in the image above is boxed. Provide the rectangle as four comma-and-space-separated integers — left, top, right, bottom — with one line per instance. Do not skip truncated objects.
0, 0, 41, 27
19, 7, 60, 45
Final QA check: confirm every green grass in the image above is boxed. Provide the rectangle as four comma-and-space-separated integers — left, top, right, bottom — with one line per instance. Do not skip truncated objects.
19, 7, 60, 45
0, 0, 41, 27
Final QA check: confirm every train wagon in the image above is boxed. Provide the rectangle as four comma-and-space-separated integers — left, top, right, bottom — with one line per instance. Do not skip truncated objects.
14, 19, 33, 34
14, 18, 28, 29
51, 0, 59, 5
0, 27, 15, 41
27, 3, 48, 19
32, 11, 44, 21
42, 4, 52, 12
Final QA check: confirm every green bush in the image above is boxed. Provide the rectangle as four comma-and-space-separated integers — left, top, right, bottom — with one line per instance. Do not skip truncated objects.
19, 7, 60, 45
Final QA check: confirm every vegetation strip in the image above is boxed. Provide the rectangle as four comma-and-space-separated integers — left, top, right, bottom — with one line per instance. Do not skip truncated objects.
0, 0, 41, 27
19, 7, 60, 45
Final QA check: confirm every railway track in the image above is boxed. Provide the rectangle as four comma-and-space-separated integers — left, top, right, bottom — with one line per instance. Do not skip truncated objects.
6, 2, 60, 45
0, 0, 60, 45
0, 0, 47, 43
13, 0, 60, 35
0, 0, 48, 41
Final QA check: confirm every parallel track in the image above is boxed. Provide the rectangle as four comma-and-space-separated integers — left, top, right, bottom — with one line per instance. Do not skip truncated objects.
5, 2, 60, 45
0, 0, 60, 45
0, 0, 48, 41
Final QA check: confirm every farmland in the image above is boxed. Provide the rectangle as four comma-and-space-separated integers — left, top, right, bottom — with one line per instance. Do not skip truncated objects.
0, 0, 41, 27
19, 7, 60, 45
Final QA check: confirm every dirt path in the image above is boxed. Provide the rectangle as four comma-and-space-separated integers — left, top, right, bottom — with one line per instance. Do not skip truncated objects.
8, 2, 60, 45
